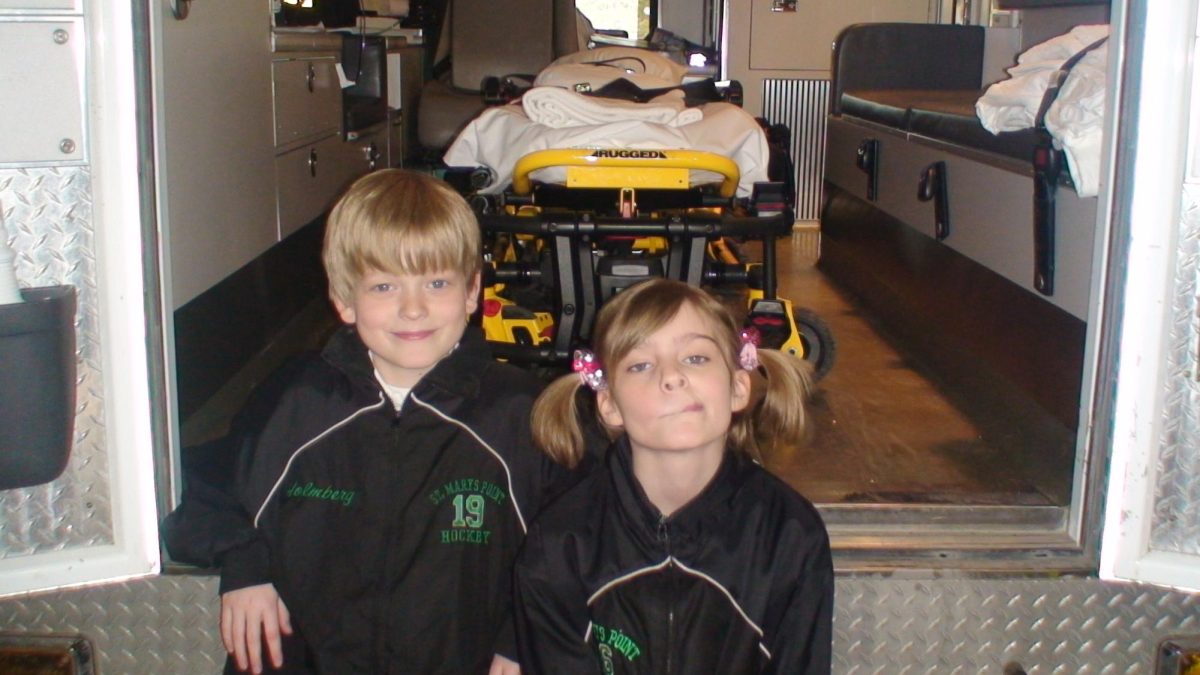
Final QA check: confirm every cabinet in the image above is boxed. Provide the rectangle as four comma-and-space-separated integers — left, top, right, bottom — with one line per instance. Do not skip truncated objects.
272, 56, 341, 150
386, 44, 423, 165
275, 123, 387, 238
271, 33, 384, 238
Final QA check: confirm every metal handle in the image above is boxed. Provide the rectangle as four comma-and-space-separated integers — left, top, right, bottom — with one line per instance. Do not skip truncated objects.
306, 63, 316, 93
917, 161, 950, 241
169, 0, 192, 20
365, 143, 379, 171
308, 149, 318, 178
855, 139, 880, 202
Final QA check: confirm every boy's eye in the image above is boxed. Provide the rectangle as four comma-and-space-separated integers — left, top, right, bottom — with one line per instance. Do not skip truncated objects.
428, 279, 449, 290
371, 283, 394, 293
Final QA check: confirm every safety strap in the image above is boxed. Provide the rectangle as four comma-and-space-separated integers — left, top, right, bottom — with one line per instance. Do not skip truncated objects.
1030, 35, 1108, 297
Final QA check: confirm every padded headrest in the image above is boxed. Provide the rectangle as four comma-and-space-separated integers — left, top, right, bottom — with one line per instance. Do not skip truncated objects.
451, 0, 556, 90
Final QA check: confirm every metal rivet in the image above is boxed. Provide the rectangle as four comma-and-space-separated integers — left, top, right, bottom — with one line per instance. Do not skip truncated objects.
59, 139, 76, 154
53, 29, 69, 45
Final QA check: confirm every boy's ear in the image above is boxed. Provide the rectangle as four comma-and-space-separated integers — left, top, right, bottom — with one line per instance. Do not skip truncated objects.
730, 369, 751, 413
596, 389, 624, 429
465, 271, 481, 315
331, 294, 356, 325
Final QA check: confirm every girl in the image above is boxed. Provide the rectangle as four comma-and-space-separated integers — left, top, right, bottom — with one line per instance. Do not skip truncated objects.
515, 278, 833, 674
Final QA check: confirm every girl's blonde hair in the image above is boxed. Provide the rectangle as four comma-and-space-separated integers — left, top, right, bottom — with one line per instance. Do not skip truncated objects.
532, 278, 813, 468
323, 169, 482, 306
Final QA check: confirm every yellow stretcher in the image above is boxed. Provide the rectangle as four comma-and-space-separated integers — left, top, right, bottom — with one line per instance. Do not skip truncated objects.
462, 146, 835, 378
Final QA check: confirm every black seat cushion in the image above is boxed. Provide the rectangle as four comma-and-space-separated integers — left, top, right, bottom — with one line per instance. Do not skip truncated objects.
839, 88, 1040, 163
905, 90, 1039, 162
840, 89, 912, 129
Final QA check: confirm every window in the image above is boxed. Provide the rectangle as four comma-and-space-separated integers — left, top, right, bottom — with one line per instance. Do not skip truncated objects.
575, 0, 653, 41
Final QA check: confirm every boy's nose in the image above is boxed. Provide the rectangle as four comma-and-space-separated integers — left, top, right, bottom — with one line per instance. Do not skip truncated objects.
397, 293, 426, 319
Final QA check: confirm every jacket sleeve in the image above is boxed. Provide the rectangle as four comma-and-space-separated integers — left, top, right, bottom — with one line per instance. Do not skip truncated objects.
514, 525, 602, 675
764, 523, 834, 675
160, 360, 304, 592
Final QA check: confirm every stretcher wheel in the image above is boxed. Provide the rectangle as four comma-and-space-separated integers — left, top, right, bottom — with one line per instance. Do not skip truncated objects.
794, 307, 836, 381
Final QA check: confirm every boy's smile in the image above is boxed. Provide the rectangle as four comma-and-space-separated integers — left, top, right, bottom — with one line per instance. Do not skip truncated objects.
334, 268, 480, 388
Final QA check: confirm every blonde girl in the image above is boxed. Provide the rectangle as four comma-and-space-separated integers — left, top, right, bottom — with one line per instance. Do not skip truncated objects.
515, 278, 833, 674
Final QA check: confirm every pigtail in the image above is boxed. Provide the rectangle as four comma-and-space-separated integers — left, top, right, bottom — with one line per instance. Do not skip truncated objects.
731, 349, 814, 461
531, 374, 590, 469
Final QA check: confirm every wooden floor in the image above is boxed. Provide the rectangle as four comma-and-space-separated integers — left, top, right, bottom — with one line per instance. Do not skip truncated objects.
759, 229, 1076, 507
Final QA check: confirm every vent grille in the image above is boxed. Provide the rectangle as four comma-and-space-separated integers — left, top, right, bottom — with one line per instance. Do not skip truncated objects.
761, 79, 830, 222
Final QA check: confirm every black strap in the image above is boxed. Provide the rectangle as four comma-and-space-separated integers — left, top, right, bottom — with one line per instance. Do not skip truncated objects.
587, 78, 724, 106
1029, 35, 1105, 298
1034, 36, 1108, 129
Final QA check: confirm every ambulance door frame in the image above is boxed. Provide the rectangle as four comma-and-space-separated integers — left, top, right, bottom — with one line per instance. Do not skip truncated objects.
1098, 0, 1200, 592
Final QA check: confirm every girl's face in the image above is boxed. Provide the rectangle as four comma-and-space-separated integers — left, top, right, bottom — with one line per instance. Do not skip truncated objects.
597, 303, 751, 459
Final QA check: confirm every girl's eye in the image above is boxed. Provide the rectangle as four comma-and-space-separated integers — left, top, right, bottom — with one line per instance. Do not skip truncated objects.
626, 362, 651, 374
684, 354, 710, 365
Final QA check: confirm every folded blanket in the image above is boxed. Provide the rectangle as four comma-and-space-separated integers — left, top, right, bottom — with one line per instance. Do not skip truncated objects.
522, 86, 704, 128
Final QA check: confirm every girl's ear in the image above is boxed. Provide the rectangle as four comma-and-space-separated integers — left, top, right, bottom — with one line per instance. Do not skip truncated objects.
596, 389, 625, 428
730, 369, 752, 413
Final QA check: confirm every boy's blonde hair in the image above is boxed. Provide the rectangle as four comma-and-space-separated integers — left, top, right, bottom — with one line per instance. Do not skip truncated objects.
323, 169, 482, 305
532, 278, 813, 468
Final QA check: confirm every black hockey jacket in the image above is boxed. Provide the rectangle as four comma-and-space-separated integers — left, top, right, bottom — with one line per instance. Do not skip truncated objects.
163, 326, 575, 674
514, 437, 833, 674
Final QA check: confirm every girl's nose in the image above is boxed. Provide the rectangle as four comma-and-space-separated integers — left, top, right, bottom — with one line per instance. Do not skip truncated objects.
660, 365, 687, 391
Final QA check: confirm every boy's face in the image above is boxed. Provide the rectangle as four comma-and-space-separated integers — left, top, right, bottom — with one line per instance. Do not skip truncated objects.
333, 268, 480, 388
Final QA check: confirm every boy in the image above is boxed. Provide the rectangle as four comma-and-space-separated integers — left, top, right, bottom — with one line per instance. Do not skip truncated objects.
164, 169, 570, 674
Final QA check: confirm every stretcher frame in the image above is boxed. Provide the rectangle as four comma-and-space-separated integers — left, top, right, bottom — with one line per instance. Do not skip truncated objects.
463, 146, 834, 376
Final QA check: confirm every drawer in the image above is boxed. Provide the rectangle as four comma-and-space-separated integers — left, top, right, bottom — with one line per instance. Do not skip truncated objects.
275, 133, 353, 238
273, 57, 341, 148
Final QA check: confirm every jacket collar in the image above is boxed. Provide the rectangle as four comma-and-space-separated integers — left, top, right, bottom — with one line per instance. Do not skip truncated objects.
607, 435, 750, 550
322, 324, 493, 402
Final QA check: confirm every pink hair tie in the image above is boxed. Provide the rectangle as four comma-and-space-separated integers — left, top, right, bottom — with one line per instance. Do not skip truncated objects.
738, 327, 761, 371
572, 349, 607, 391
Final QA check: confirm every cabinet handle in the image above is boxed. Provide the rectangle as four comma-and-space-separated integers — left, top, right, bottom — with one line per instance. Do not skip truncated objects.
365, 143, 380, 171
917, 161, 950, 241
169, 0, 192, 19
308, 149, 318, 178
306, 63, 316, 93
855, 139, 880, 201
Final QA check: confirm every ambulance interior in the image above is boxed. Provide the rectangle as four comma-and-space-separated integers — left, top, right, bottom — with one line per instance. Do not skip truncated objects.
165, 0, 1116, 568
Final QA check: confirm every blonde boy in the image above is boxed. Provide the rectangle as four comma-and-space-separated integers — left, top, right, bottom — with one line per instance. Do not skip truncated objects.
166, 170, 566, 674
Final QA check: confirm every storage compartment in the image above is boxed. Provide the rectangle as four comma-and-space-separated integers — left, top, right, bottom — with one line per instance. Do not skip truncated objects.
275, 133, 350, 238
0, 286, 76, 490
272, 56, 341, 150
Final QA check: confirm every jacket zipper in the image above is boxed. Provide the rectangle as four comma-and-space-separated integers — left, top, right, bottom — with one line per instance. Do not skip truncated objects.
378, 399, 403, 672
658, 516, 675, 675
